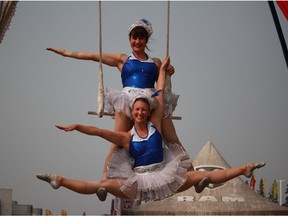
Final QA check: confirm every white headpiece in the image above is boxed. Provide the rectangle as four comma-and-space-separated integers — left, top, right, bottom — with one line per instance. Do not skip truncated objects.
128, 18, 153, 37
130, 89, 163, 110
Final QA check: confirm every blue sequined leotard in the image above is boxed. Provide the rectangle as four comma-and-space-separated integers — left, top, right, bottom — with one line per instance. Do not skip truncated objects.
105, 53, 179, 118
121, 53, 158, 89
129, 121, 163, 168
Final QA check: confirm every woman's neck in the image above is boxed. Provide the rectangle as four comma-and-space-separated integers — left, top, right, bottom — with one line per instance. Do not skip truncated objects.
134, 122, 148, 137
132, 52, 148, 61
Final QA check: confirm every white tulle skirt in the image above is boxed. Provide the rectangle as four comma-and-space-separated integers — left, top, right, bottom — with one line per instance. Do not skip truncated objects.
106, 144, 191, 201
104, 87, 179, 119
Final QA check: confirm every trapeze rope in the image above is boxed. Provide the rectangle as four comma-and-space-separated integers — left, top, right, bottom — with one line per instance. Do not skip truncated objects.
166, 0, 170, 57
165, 0, 172, 95
97, 0, 104, 117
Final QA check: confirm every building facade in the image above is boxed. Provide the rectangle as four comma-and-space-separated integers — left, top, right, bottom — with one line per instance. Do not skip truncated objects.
0, 188, 42, 215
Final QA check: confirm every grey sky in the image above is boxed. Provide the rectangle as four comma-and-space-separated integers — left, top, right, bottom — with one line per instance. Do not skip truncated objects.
1, 1, 288, 214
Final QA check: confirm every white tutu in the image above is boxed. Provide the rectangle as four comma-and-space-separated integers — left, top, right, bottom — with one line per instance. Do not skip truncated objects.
105, 87, 179, 119
163, 91, 180, 118
107, 143, 191, 201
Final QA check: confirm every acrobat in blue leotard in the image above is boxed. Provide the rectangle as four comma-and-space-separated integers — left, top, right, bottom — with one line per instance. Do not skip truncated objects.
107, 121, 191, 201
105, 53, 179, 118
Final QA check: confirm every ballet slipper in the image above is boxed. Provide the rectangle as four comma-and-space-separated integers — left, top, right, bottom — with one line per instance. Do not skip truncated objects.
96, 187, 107, 201
244, 162, 266, 178
36, 173, 60, 189
195, 177, 210, 193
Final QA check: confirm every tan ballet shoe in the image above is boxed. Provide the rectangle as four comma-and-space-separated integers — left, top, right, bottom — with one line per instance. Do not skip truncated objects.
36, 173, 60, 189
244, 162, 266, 178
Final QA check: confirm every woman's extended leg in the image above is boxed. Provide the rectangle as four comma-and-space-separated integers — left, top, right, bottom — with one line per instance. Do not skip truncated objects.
161, 114, 214, 193
177, 162, 266, 193
101, 112, 133, 180
97, 112, 133, 201
161, 115, 181, 145
162, 114, 194, 171
161, 114, 192, 159
36, 173, 129, 199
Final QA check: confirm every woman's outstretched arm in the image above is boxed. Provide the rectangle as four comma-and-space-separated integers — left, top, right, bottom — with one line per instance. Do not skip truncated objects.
56, 124, 130, 149
46, 47, 127, 68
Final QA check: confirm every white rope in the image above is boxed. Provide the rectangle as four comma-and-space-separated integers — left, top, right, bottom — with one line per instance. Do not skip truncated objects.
97, 0, 104, 117
165, 0, 172, 95
166, 0, 170, 58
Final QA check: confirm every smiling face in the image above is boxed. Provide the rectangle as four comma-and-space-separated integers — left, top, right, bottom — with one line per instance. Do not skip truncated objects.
130, 36, 146, 53
131, 98, 151, 124
129, 26, 149, 53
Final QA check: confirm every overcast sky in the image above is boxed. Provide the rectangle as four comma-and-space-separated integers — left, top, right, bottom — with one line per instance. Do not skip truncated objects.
1, 1, 288, 215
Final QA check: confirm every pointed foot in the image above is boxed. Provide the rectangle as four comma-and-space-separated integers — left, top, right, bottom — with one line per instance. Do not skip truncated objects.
244, 162, 266, 178
36, 173, 60, 189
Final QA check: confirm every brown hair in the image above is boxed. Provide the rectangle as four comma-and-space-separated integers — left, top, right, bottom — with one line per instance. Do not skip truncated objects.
131, 97, 150, 110
129, 26, 151, 50
129, 26, 149, 41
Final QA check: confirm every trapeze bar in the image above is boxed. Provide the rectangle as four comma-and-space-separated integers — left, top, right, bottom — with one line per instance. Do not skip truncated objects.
88, 111, 182, 120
